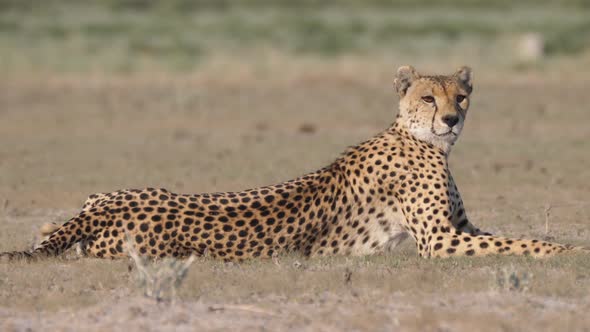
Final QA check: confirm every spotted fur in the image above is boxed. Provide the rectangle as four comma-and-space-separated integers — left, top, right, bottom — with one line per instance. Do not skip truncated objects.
1, 65, 587, 262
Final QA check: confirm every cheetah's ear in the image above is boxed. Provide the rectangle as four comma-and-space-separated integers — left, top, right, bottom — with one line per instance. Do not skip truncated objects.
454, 66, 473, 94
394, 65, 420, 97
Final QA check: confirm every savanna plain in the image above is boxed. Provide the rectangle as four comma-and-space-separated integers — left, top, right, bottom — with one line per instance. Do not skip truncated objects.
1, 1, 590, 331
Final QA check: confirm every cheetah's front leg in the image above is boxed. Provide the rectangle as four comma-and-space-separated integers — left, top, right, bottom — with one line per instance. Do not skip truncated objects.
447, 172, 491, 236
429, 233, 587, 258
396, 173, 587, 258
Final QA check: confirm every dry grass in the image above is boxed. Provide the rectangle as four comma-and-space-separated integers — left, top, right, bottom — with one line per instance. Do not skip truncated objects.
1, 57, 590, 330
125, 235, 196, 302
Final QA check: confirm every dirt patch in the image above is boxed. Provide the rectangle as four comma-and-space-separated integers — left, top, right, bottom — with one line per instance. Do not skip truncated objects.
2, 292, 589, 331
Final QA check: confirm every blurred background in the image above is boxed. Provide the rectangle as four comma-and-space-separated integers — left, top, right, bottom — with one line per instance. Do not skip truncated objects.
1, 0, 589, 74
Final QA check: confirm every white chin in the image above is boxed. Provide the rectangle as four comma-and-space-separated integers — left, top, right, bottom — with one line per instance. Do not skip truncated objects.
409, 128, 456, 153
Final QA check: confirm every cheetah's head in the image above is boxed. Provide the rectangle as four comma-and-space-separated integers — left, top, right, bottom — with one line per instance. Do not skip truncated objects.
394, 65, 473, 153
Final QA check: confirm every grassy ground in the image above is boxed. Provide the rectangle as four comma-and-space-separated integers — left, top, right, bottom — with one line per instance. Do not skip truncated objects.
1, 1, 590, 331
1, 61, 590, 331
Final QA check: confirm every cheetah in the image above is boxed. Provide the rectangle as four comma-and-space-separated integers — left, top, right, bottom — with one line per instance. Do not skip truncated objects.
1, 65, 587, 262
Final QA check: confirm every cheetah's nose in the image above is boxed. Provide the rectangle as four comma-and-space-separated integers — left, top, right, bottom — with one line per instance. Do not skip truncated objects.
442, 115, 459, 128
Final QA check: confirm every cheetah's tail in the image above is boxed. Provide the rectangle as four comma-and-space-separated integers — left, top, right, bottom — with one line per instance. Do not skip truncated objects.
569, 244, 590, 253
1, 193, 109, 263
0, 217, 85, 262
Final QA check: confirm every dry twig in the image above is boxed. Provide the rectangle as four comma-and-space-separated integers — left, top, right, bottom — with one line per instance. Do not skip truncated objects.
208, 304, 278, 316
544, 204, 552, 235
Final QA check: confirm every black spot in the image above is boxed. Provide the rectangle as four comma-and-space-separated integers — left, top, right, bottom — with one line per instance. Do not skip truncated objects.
457, 219, 468, 229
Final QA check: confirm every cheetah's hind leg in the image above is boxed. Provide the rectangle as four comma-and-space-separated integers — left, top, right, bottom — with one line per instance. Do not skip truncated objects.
36, 222, 87, 257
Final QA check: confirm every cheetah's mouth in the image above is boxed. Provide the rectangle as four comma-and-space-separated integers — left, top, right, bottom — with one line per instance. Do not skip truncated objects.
431, 129, 457, 137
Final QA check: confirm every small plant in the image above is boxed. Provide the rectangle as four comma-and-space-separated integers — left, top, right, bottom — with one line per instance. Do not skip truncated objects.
344, 268, 352, 286
125, 235, 195, 302
495, 266, 532, 293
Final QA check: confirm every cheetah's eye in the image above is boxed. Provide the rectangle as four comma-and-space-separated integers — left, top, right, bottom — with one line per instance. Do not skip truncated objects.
421, 96, 435, 103
456, 95, 467, 103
